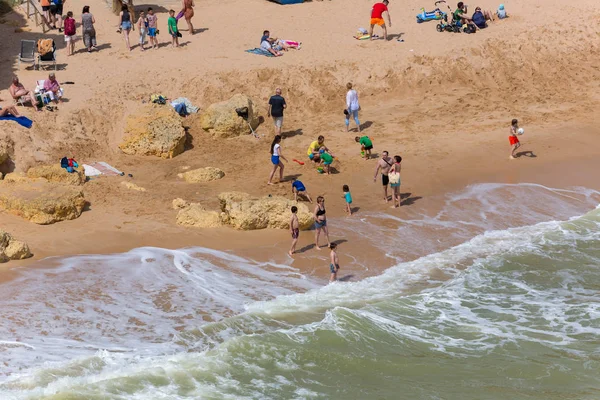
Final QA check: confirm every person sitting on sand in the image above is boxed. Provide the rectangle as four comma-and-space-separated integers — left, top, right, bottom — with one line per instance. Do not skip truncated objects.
43, 72, 63, 103
453, 2, 477, 30
260, 30, 282, 56
472, 6, 494, 29
369, 0, 391, 41
496, 4, 508, 19
292, 178, 313, 203
319, 148, 334, 175
9, 77, 41, 111
0, 105, 20, 117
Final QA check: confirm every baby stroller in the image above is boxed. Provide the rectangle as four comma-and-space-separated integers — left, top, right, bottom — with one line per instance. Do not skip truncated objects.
434, 0, 462, 32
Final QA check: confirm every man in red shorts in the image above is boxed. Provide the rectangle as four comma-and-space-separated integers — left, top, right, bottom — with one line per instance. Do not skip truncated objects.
369, 0, 392, 41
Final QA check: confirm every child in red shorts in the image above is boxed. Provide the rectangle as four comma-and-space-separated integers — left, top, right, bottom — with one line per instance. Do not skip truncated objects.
509, 118, 521, 159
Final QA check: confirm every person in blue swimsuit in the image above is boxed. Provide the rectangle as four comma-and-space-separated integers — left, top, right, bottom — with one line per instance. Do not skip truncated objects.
343, 184, 353, 215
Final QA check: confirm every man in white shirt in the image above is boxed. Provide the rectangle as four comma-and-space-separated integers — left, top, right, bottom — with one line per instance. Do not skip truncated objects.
345, 82, 361, 132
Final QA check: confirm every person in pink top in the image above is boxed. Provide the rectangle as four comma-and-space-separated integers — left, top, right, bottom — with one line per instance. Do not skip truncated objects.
43, 72, 63, 103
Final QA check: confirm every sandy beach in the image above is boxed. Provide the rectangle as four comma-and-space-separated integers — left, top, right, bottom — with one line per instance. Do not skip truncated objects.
1, 0, 600, 397
0, 0, 600, 274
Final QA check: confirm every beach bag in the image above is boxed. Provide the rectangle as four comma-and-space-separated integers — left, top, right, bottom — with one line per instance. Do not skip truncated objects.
64, 18, 76, 36
151, 94, 167, 104
389, 172, 400, 184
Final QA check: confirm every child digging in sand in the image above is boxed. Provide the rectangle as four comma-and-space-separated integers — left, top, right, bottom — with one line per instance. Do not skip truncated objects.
289, 206, 299, 257
292, 178, 313, 203
509, 118, 521, 159
355, 135, 373, 160
343, 185, 353, 215
329, 243, 340, 283
319, 148, 334, 175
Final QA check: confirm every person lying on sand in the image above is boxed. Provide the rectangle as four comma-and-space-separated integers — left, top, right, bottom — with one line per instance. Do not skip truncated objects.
9, 77, 41, 111
0, 105, 20, 117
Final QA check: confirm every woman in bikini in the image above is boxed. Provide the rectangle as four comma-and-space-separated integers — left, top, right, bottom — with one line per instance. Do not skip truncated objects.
314, 196, 330, 250
268, 135, 287, 185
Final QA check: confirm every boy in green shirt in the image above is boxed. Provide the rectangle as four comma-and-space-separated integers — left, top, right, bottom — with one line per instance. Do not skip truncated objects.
319, 148, 334, 175
168, 9, 179, 47
355, 135, 373, 160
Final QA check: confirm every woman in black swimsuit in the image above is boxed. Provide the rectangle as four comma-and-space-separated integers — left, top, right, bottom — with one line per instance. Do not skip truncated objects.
313, 196, 330, 250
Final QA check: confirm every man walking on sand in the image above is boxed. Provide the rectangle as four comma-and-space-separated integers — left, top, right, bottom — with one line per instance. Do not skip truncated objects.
268, 88, 286, 136
374, 151, 393, 202
369, 0, 392, 41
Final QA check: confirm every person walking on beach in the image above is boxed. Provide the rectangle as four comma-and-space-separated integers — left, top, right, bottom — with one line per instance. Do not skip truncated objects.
268, 135, 287, 184
374, 151, 393, 202
509, 118, 521, 159
388, 155, 402, 208
50, 0, 64, 32
314, 196, 330, 250
343, 184, 353, 215
268, 88, 287, 136
63, 11, 76, 56
355, 135, 373, 160
118, 4, 134, 51
329, 243, 340, 283
292, 178, 313, 203
289, 206, 299, 257
168, 10, 180, 48
146, 7, 158, 50
369, 0, 392, 41
136, 10, 148, 51
81, 6, 97, 53
40, 0, 54, 31
179, 0, 195, 34
345, 83, 361, 132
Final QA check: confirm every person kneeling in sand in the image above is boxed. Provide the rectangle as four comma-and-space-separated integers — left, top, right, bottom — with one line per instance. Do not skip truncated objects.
291, 178, 313, 203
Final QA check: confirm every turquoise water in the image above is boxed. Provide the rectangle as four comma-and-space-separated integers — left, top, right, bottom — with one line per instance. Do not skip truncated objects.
1, 184, 599, 399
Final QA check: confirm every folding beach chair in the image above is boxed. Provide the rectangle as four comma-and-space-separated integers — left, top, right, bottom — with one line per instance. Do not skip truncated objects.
18, 40, 37, 69
37, 39, 57, 71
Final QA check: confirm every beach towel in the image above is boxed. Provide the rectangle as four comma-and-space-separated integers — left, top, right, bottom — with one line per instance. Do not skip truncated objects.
0, 115, 33, 129
245, 48, 275, 57
82, 161, 123, 177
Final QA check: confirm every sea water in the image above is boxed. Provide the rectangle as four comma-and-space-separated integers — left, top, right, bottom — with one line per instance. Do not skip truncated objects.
1, 183, 599, 400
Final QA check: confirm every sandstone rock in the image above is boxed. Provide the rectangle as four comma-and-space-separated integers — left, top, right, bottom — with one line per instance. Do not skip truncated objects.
0, 230, 32, 262
0, 181, 86, 225
178, 167, 225, 183
27, 164, 86, 186
0, 139, 12, 165
172, 198, 190, 209
218, 191, 253, 211
121, 181, 147, 192
224, 195, 313, 230
119, 104, 186, 159
176, 203, 224, 228
199, 94, 259, 138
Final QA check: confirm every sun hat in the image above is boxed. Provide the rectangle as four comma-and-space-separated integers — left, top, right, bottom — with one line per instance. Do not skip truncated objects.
499, 4, 505, 10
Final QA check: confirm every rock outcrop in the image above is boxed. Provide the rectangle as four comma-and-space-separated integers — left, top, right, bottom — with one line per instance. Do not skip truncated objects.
177, 192, 312, 231
176, 203, 224, 228
0, 138, 12, 165
178, 167, 225, 183
119, 104, 186, 159
0, 230, 32, 262
221, 195, 313, 230
172, 198, 190, 209
0, 181, 86, 225
27, 164, 86, 186
199, 94, 259, 138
